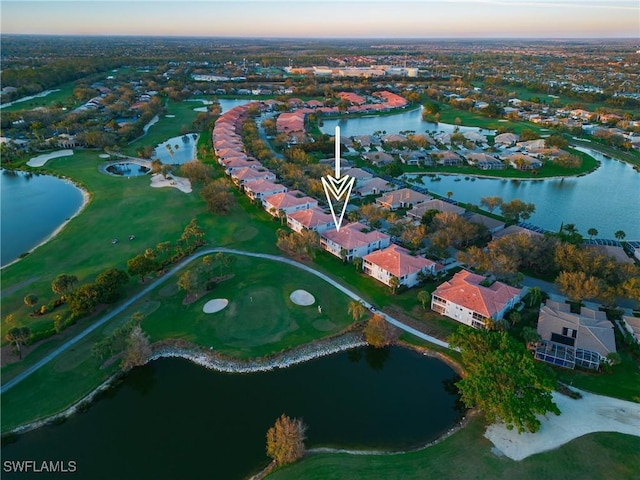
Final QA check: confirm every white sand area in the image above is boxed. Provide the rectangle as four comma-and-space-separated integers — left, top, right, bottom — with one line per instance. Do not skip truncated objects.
203, 299, 229, 314
99, 154, 110, 158
290, 290, 315, 306
27, 149, 74, 167
485, 389, 640, 461
150, 173, 192, 193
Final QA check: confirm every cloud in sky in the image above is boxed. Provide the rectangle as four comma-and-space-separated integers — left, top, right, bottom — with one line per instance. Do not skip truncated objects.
2, 1, 638, 37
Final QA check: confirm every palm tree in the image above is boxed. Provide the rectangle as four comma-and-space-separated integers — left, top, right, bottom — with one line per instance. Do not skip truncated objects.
347, 300, 366, 323
446, 191, 453, 199
527, 286, 542, 307
563, 223, 578, 235
615, 230, 626, 241
417, 290, 431, 310
587, 228, 598, 240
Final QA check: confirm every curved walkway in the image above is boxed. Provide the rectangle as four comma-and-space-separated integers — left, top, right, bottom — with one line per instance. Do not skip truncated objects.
0, 248, 447, 395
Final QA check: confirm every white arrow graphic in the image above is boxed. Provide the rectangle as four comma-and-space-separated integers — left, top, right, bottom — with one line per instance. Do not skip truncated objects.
321, 126, 355, 231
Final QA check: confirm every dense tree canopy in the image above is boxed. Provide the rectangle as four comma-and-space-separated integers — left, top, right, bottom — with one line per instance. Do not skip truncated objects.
448, 327, 559, 433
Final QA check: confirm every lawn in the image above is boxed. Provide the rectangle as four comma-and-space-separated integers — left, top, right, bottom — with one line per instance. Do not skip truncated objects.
140, 255, 354, 358
1, 82, 79, 113
266, 414, 640, 480
0, 150, 280, 355
123, 99, 203, 156
0, 252, 357, 432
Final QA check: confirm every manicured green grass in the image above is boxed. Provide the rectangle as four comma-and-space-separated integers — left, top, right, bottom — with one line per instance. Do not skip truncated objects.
0, 254, 355, 432
267, 414, 640, 480
434, 103, 547, 136
123, 100, 202, 156
141, 255, 354, 358
1, 82, 78, 113
0, 150, 279, 349
555, 346, 640, 402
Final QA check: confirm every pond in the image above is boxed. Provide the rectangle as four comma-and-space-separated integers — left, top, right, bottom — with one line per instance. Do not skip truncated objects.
218, 98, 252, 114
320, 106, 494, 137
152, 133, 198, 165
1, 347, 462, 480
0, 170, 84, 267
105, 163, 150, 177
406, 147, 640, 240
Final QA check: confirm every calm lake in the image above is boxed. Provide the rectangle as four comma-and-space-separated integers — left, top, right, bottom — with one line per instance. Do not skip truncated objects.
0, 170, 84, 267
2, 347, 462, 480
321, 108, 640, 240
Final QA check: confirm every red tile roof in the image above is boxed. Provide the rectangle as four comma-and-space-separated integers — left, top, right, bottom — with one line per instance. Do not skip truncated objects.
363, 244, 439, 277
433, 270, 521, 318
322, 222, 390, 250
287, 207, 334, 229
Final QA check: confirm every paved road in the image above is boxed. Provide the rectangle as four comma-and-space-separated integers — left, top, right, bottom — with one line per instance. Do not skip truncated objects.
1, 248, 448, 395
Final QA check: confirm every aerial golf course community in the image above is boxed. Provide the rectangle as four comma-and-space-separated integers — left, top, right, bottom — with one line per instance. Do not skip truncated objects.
2, 89, 640, 478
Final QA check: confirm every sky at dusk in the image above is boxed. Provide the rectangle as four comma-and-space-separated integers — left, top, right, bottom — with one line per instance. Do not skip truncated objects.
1, 1, 639, 38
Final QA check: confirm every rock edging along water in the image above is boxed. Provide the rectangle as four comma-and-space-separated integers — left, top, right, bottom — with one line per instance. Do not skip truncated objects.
150, 332, 367, 373
4, 332, 367, 435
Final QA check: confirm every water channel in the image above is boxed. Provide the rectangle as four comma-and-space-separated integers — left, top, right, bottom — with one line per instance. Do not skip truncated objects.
321, 109, 640, 240
2, 347, 463, 479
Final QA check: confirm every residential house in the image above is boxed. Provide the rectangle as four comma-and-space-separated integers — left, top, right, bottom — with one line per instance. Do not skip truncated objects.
432, 150, 463, 166
406, 199, 463, 219
363, 244, 442, 288
262, 190, 318, 216
286, 206, 335, 234
504, 153, 543, 170
244, 180, 287, 201
376, 188, 430, 210
320, 222, 390, 261
431, 270, 522, 328
535, 300, 616, 370
343, 168, 374, 185
492, 225, 543, 240
465, 153, 505, 170
362, 151, 394, 166
400, 150, 433, 166
355, 177, 395, 197
463, 213, 505, 233
494, 132, 520, 146
231, 167, 276, 186
621, 316, 640, 344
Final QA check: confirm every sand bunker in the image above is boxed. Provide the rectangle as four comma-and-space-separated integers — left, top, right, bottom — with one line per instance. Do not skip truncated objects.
203, 299, 229, 314
27, 149, 74, 167
290, 290, 315, 306
485, 389, 640, 461
150, 173, 192, 193
99, 154, 110, 158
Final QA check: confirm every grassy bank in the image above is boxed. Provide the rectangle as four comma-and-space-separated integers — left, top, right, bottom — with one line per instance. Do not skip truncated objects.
266, 414, 640, 480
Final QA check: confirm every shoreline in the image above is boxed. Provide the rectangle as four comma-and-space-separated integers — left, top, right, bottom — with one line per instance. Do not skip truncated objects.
3, 332, 368, 435
1, 178, 90, 270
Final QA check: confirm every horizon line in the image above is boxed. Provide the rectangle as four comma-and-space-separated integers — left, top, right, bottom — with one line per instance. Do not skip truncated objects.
2, 33, 639, 41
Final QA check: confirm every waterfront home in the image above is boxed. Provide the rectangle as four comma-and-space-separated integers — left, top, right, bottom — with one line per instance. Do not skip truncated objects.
432, 150, 463, 166
286, 207, 335, 234
262, 190, 318, 216
376, 188, 430, 210
406, 199, 462, 220
244, 180, 288, 201
400, 150, 433, 166
535, 300, 616, 370
320, 222, 390, 261
431, 270, 522, 329
504, 152, 543, 170
363, 244, 442, 288
463, 212, 505, 233
492, 224, 543, 240
465, 152, 505, 170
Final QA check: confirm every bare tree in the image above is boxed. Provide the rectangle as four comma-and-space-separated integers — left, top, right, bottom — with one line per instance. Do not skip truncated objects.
266, 414, 307, 466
